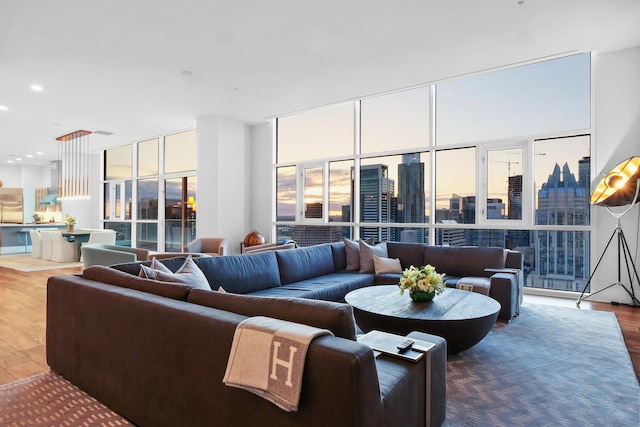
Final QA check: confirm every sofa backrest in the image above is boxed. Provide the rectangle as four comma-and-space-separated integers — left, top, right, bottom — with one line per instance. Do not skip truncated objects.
275, 244, 336, 285
424, 245, 505, 278
188, 289, 358, 340
193, 251, 282, 293
329, 241, 347, 271
386, 242, 425, 270
82, 265, 192, 300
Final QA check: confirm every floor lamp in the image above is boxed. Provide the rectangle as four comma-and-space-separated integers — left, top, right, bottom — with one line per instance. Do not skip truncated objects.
577, 156, 640, 307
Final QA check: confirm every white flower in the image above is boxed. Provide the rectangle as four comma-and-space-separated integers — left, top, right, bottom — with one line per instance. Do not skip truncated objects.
398, 264, 445, 296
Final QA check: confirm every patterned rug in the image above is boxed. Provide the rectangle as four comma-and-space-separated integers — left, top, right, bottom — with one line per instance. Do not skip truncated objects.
0, 254, 82, 272
0, 371, 132, 426
1, 305, 637, 426
445, 303, 640, 427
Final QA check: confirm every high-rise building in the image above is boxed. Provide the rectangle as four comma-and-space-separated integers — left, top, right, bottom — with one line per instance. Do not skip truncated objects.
578, 156, 591, 224
396, 153, 425, 242
436, 220, 465, 246
534, 162, 589, 290
461, 196, 475, 224
578, 156, 591, 192
449, 194, 462, 222
486, 198, 505, 219
305, 202, 322, 219
508, 175, 523, 219
290, 225, 343, 247
357, 164, 395, 241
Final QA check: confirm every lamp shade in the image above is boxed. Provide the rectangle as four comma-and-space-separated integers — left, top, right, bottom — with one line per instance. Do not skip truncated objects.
590, 156, 640, 207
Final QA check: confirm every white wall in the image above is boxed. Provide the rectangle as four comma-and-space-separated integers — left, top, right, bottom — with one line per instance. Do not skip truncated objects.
196, 115, 250, 254
249, 121, 274, 242
0, 164, 38, 188
590, 45, 640, 303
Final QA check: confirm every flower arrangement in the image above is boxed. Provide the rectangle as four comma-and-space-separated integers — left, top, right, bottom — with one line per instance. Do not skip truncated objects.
399, 264, 445, 301
64, 215, 77, 226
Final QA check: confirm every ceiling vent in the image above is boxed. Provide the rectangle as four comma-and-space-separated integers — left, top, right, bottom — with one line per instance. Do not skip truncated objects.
93, 130, 114, 136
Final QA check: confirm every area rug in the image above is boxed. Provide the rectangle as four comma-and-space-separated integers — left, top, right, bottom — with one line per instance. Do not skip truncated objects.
0, 254, 82, 272
445, 303, 640, 427
0, 371, 132, 426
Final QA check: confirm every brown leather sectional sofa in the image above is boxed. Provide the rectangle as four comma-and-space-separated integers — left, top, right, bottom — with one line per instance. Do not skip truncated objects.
46, 241, 524, 426
46, 266, 447, 427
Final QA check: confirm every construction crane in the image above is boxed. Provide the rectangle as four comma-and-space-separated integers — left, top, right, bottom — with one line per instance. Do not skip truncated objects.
491, 159, 520, 176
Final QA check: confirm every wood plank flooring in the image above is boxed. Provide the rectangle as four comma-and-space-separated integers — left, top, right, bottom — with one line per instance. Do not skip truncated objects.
0, 265, 639, 385
0, 265, 81, 384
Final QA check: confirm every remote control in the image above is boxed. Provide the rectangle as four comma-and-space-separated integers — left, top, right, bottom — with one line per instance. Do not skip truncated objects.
396, 339, 414, 353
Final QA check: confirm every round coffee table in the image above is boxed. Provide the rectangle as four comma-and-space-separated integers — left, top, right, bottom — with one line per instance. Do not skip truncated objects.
345, 286, 500, 354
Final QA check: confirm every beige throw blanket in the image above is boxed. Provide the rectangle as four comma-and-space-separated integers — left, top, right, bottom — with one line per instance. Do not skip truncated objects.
223, 316, 333, 412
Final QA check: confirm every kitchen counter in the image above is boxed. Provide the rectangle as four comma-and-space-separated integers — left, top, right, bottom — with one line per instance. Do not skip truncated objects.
1, 223, 66, 254
1, 222, 65, 227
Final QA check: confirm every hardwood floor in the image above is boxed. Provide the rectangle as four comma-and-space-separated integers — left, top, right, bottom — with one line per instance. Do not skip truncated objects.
0, 265, 82, 385
0, 265, 639, 385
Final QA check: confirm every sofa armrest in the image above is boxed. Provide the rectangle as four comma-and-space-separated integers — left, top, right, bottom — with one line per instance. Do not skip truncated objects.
489, 272, 519, 321
505, 250, 523, 270
82, 246, 139, 267
405, 331, 447, 427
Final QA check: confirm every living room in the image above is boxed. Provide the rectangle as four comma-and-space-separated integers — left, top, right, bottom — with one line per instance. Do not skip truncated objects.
1, 1, 639, 426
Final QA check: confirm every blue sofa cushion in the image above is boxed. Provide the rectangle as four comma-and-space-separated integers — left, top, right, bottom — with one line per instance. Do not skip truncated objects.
193, 252, 282, 293
248, 287, 313, 299
275, 244, 336, 285
330, 242, 347, 271
285, 273, 373, 301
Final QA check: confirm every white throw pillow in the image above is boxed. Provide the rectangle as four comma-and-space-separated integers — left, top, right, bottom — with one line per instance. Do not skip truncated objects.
139, 257, 171, 278
373, 255, 402, 274
139, 256, 210, 290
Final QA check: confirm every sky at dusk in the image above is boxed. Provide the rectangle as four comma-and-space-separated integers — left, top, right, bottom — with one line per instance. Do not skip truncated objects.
276, 53, 591, 220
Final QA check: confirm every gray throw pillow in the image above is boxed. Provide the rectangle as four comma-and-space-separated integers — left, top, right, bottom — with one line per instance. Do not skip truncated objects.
343, 238, 361, 271
359, 240, 388, 273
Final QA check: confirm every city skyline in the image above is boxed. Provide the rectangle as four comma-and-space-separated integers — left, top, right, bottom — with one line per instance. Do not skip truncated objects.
278, 157, 591, 292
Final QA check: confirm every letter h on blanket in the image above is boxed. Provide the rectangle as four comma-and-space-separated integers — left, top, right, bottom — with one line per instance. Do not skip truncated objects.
223, 316, 333, 412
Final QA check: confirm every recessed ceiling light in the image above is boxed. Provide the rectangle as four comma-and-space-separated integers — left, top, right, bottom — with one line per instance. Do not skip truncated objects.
30, 84, 43, 92
7, 160, 13, 164
36, 151, 44, 155
0, 106, 8, 111
15, 157, 22, 161
26, 154, 34, 158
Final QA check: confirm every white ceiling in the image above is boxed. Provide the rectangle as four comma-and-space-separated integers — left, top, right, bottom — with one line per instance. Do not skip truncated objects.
1, 0, 639, 166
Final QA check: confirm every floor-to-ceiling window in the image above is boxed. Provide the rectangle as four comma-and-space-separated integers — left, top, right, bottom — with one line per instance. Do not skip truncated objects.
275, 52, 592, 293
102, 129, 197, 252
